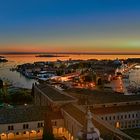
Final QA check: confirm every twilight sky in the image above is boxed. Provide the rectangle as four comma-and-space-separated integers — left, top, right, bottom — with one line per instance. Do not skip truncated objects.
0, 0, 140, 53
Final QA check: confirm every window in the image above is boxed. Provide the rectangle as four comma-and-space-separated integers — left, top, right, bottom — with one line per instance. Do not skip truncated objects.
121, 122, 124, 128
23, 124, 29, 129
38, 122, 44, 128
116, 121, 120, 128
132, 114, 135, 118
113, 116, 115, 120
8, 125, 14, 131
125, 115, 127, 119
8, 126, 10, 130
26, 124, 29, 129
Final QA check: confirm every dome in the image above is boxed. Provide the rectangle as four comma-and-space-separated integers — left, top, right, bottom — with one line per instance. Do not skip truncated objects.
113, 59, 122, 65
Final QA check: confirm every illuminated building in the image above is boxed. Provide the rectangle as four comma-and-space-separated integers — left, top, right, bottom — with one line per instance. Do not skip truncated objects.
0, 106, 44, 140
34, 83, 140, 139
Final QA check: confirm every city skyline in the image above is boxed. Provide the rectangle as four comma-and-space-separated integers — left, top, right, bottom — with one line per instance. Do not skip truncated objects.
0, 0, 140, 53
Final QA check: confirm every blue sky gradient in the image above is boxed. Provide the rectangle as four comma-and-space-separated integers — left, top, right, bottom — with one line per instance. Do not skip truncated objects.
0, 0, 140, 53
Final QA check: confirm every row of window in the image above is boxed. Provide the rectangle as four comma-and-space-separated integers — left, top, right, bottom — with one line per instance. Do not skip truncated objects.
8, 126, 14, 131
23, 124, 29, 129
38, 123, 44, 128
114, 120, 140, 129
8, 123, 44, 131
101, 113, 139, 121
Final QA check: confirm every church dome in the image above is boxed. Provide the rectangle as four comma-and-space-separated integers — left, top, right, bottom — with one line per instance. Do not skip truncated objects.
113, 59, 122, 65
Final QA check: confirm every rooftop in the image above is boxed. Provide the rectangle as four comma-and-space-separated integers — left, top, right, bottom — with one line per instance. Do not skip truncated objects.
36, 84, 76, 103
91, 104, 140, 115
66, 88, 140, 104
0, 106, 45, 124
62, 104, 86, 126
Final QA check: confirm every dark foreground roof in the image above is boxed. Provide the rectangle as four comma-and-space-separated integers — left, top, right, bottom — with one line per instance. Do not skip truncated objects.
92, 104, 140, 115
66, 88, 140, 104
36, 84, 76, 102
0, 106, 45, 124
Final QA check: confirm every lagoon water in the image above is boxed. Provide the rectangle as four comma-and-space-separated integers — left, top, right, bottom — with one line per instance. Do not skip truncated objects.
0, 54, 140, 89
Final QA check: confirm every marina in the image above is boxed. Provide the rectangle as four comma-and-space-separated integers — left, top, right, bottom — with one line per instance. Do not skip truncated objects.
109, 64, 140, 95
0, 54, 140, 92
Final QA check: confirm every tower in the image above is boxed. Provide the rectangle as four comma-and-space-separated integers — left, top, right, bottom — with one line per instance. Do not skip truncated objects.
77, 108, 103, 140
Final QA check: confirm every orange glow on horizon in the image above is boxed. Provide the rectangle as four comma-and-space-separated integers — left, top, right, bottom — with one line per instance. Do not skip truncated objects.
0, 43, 140, 53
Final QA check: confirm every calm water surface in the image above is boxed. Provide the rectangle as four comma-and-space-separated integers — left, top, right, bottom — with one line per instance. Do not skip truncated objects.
0, 54, 140, 89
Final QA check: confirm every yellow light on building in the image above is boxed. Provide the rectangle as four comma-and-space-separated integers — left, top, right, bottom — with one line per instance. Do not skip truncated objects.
1, 133, 6, 136
116, 121, 120, 128
58, 127, 63, 134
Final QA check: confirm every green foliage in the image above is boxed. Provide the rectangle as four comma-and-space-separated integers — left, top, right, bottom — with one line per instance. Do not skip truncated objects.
0, 79, 3, 89
0, 88, 33, 105
43, 133, 55, 140
10, 91, 33, 104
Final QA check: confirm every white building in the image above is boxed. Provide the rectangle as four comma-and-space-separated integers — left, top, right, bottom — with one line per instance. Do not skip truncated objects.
33, 83, 139, 140
0, 106, 44, 140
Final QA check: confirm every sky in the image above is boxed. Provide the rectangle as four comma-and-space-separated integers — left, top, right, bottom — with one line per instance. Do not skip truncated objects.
0, 0, 140, 53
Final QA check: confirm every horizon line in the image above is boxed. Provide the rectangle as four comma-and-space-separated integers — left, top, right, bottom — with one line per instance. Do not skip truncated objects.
0, 52, 140, 55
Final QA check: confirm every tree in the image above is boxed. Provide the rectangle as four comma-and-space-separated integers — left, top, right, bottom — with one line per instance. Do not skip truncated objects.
43, 132, 55, 140
0, 79, 3, 89
10, 90, 33, 104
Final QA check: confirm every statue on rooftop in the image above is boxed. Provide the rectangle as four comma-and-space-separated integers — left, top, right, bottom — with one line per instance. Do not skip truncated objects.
77, 107, 103, 140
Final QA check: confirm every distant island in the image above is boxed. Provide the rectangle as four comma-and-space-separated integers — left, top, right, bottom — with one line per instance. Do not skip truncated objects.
0, 56, 5, 58
36, 54, 68, 57
0, 56, 8, 62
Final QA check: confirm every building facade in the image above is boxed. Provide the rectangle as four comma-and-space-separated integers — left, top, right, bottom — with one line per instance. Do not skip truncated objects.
0, 121, 44, 140
0, 106, 44, 140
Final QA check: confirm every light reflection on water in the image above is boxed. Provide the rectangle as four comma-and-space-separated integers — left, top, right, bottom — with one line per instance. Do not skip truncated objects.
0, 61, 36, 89
0, 54, 140, 89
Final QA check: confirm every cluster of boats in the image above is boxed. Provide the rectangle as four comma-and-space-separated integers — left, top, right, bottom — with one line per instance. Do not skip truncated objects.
17, 69, 56, 81
123, 67, 140, 95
